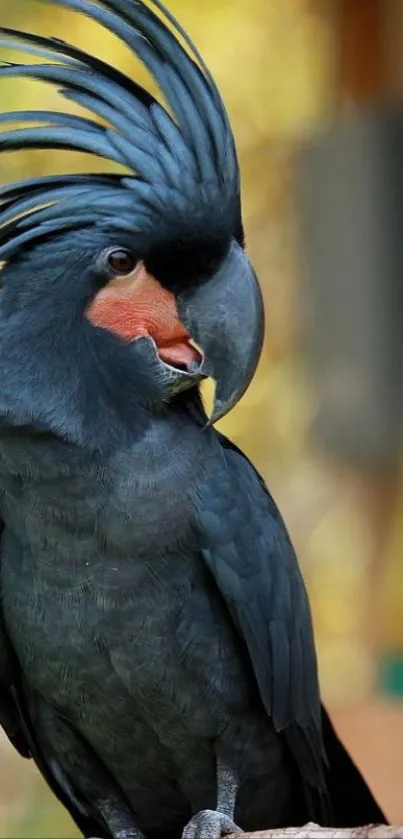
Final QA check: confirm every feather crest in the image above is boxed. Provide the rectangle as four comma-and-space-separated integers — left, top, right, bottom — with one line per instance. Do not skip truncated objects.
0, 0, 242, 261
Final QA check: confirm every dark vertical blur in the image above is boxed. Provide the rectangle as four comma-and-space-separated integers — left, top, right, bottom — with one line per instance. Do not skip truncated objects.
299, 108, 403, 466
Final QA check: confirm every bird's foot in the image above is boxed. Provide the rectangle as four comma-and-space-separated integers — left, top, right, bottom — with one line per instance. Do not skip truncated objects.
182, 810, 242, 839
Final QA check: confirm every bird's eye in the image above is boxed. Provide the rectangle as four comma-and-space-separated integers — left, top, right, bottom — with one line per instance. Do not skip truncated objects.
106, 248, 136, 276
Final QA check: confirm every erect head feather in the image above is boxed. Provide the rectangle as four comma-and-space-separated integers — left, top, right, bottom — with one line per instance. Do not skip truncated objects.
0, 0, 243, 267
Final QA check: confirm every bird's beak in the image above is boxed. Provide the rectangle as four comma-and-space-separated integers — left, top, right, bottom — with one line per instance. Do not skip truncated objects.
176, 240, 265, 423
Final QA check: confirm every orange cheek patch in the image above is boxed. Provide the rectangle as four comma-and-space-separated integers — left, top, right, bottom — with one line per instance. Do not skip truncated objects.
86, 266, 201, 367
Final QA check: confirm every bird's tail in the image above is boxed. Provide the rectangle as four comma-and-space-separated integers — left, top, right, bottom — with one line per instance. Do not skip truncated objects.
321, 705, 387, 827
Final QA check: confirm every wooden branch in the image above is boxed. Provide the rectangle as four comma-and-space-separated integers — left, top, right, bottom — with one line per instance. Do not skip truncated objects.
228, 825, 403, 839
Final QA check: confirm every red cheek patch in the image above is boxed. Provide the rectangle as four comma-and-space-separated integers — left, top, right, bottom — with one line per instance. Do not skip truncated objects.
86, 265, 200, 368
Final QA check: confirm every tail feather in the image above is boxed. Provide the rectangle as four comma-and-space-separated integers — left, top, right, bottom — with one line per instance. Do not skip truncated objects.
321, 705, 387, 827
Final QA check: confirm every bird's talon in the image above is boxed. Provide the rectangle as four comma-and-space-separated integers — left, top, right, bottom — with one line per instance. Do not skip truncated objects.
182, 810, 243, 839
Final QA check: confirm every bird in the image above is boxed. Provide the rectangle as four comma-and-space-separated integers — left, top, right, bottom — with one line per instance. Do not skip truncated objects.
0, 1, 386, 838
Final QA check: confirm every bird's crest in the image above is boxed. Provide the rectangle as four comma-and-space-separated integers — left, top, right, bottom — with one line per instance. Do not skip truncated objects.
0, 0, 242, 263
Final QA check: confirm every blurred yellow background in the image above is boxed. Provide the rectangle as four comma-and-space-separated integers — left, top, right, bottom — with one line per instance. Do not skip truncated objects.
0, 0, 402, 835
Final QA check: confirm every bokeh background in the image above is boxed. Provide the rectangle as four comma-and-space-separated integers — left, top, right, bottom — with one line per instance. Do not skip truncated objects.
0, 0, 402, 835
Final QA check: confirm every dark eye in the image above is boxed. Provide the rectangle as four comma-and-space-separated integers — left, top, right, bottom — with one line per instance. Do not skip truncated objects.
106, 248, 136, 276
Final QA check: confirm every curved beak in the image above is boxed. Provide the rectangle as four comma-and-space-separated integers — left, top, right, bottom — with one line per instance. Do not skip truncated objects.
176, 240, 265, 423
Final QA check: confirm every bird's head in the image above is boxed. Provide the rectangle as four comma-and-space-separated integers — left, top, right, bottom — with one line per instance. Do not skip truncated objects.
0, 0, 264, 425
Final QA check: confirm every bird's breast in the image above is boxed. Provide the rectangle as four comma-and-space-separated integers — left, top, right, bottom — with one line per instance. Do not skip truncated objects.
0, 413, 212, 563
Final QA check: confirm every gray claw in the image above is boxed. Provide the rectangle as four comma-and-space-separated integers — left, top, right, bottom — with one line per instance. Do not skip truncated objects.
182, 809, 243, 839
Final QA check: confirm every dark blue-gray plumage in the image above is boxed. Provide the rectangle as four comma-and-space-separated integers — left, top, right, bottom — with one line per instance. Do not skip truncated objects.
0, 1, 385, 837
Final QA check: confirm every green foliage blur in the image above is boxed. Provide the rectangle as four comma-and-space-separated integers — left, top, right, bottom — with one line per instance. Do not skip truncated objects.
0, 0, 401, 835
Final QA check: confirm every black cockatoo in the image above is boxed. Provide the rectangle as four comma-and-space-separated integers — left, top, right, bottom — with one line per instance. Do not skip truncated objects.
0, 1, 385, 838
